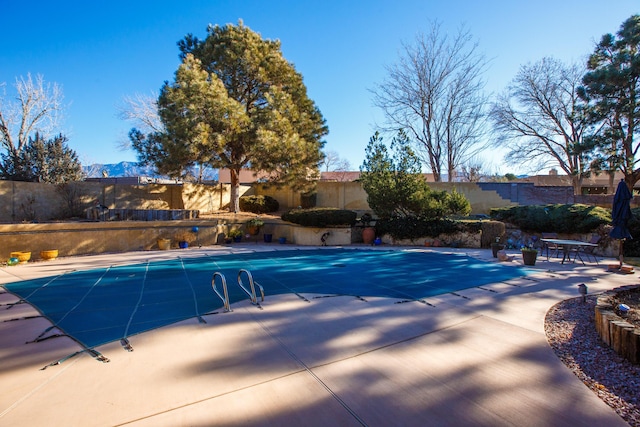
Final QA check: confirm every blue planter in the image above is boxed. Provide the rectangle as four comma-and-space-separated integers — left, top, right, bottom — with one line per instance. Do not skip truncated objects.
264, 234, 273, 243
233, 236, 242, 243
178, 241, 189, 249
278, 237, 287, 244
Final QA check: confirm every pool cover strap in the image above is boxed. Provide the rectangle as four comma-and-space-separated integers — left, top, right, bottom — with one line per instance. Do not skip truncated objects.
41, 348, 109, 370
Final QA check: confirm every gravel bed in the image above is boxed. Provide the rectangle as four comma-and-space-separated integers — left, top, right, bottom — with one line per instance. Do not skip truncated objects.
545, 295, 640, 426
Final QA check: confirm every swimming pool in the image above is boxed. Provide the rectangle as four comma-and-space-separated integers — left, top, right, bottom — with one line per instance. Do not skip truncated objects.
4, 248, 529, 352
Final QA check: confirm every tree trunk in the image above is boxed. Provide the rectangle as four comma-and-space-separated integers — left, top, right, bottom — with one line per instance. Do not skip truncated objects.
571, 175, 583, 196
608, 171, 616, 195
229, 168, 240, 213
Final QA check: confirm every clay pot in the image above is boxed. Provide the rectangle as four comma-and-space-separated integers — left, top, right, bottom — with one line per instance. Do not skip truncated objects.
157, 238, 171, 250
10, 251, 31, 264
362, 227, 375, 244
40, 250, 58, 260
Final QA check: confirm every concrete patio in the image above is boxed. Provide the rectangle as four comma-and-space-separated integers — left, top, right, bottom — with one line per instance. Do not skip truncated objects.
0, 245, 636, 426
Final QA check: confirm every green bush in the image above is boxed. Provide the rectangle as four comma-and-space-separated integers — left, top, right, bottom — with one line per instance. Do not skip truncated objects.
489, 204, 610, 233
359, 131, 471, 220
281, 208, 357, 227
375, 216, 481, 240
446, 188, 472, 216
239, 195, 280, 214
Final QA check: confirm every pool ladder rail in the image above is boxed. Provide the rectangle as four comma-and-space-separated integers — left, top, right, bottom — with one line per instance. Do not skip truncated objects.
211, 272, 231, 312
211, 269, 265, 313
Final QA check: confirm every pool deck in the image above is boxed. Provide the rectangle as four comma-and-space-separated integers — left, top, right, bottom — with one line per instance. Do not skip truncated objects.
0, 245, 636, 426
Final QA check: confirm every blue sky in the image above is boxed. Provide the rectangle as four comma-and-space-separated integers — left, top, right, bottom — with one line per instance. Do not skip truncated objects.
1, 1, 638, 174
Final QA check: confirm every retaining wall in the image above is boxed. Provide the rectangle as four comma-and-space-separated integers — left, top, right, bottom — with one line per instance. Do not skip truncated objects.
595, 285, 640, 365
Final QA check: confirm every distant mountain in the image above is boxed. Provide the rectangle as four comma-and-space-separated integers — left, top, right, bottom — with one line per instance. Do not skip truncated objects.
83, 161, 218, 181
83, 161, 156, 178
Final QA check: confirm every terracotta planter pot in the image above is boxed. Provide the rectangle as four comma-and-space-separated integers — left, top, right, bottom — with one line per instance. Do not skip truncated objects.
362, 227, 375, 244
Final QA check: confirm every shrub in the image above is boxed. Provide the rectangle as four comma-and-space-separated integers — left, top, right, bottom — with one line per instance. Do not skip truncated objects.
375, 216, 471, 240
281, 208, 357, 227
239, 195, 280, 213
480, 221, 506, 248
227, 228, 243, 238
246, 217, 264, 228
489, 204, 610, 233
446, 188, 472, 216
360, 131, 471, 220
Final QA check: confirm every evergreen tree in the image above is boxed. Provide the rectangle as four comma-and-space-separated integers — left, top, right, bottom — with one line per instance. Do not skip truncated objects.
580, 15, 640, 191
1, 132, 83, 183
360, 131, 470, 219
131, 21, 327, 212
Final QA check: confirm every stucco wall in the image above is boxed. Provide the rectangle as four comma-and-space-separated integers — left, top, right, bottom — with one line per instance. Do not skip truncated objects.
0, 178, 629, 225
0, 181, 252, 223
256, 181, 516, 214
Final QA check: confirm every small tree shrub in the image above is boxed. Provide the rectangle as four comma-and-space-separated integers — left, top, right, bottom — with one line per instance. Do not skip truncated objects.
359, 131, 471, 220
239, 195, 280, 213
489, 204, 610, 233
446, 188, 472, 216
480, 221, 506, 248
56, 182, 85, 219
281, 208, 357, 227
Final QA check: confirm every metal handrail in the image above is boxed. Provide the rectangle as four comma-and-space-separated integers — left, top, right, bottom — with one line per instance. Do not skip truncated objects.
237, 269, 264, 307
211, 272, 231, 312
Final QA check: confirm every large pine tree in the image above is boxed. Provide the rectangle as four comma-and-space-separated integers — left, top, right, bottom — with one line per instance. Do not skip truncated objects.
580, 15, 640, 191
131, 21, 327, 212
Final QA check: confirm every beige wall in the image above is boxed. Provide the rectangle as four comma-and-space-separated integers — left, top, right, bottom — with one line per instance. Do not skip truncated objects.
256, 181, 515, 214
0, 181, 254, 223
1, 178, 614, 225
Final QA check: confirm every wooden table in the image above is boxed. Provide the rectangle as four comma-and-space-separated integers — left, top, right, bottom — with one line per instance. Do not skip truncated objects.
541, 238, 599, 265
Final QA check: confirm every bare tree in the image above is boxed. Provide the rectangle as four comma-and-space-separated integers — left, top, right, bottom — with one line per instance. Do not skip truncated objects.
321, 150, 351, 171
491, 57, 594, 195
116, 92, 163, 151
118, 92, 210, 183
459, 157, 486, 182
0, 74, 63, 165
117, 92, 163, 136
371, 22, 489, 182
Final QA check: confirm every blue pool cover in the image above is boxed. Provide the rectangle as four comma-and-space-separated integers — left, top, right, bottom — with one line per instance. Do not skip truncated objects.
4, 249, 529, 350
